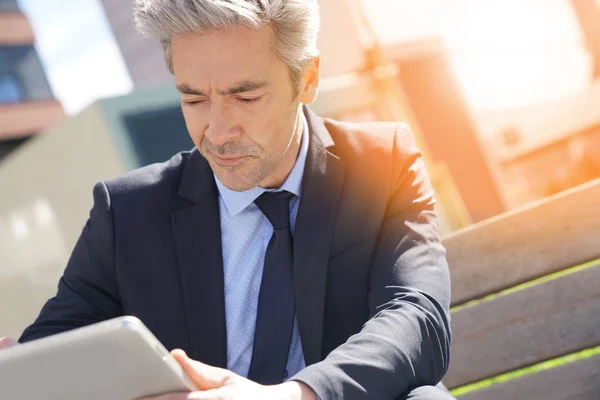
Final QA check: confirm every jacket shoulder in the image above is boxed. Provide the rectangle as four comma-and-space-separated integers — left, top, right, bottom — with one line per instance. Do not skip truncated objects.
103, 150, 192, 199
323, 118, 416, 163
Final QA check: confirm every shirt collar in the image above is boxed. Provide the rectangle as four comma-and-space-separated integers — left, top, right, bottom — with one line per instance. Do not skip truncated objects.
214, 113, 310, 217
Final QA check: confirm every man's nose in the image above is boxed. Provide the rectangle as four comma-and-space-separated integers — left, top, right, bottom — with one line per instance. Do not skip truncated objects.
205, 105, 235, 147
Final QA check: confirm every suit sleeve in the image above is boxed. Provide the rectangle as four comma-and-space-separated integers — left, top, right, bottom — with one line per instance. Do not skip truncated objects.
291, 124, 452, 399
19, 182, 122, 342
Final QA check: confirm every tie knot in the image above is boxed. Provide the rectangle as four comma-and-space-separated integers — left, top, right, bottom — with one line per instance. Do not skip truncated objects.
254, 191, 293, 230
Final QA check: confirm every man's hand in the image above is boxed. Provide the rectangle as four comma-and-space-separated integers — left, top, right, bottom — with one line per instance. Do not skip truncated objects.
0, 337, 18, 350
140, 349, 317, 400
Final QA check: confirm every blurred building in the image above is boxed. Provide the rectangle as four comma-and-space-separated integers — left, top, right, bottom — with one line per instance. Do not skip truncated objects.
385, 39, 506, 222
569, 0, 600, 78
100, 0, 173, 88
479, 79, 600, 208
0, 0, 63, 162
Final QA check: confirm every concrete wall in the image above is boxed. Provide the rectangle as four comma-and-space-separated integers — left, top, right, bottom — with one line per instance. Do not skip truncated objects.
0, 104, 127, 338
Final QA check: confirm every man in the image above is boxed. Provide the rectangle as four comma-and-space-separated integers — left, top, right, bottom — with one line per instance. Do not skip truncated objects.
0, 1, 454, 399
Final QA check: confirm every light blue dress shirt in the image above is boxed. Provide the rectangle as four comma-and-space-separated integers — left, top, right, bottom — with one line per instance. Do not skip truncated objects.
214, 115, 309, 381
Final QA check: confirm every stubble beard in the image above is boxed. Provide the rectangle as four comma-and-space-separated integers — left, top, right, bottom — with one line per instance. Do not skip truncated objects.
201, 107, 301, 192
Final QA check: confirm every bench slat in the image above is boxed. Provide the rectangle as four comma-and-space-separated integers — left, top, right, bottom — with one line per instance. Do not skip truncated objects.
445, 260, 600, 388
443, 178, 600, 306
458, 352, 600, 400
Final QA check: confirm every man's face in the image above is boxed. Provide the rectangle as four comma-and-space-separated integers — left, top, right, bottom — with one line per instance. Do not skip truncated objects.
172, 24, 315, 191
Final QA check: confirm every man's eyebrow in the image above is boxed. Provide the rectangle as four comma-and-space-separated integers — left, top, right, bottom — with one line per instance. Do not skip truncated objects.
176, 81, 268, 97
176, 84, 207, 96
219, 80, 268, 96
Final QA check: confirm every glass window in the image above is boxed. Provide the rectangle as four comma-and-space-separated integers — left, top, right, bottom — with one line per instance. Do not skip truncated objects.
0, 74, 23, 102
0, 46, 53, 104
123, 106, 194, 166
0, 0, 20, 12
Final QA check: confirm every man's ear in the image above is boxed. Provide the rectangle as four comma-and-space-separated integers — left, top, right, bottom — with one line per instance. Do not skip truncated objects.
298, 54, 320, 104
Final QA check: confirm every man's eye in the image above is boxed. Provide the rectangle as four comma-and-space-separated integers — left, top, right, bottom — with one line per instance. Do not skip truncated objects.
183, 100, 206, 107
236, 96, 262, 104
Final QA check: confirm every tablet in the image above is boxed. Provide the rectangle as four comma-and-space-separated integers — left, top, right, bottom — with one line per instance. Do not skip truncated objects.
0, 316, 198, 400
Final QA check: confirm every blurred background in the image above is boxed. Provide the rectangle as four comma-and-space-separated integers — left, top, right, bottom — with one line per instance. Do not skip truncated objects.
1, 0, 600, 337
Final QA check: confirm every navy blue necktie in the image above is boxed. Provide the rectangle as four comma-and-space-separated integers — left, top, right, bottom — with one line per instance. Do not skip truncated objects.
247, 191, 296, 385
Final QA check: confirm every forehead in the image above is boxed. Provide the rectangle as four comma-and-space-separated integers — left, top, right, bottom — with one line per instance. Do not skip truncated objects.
171, 24, 282, 83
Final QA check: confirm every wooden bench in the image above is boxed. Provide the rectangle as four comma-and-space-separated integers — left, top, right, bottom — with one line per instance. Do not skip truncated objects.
442, 178, 600, 399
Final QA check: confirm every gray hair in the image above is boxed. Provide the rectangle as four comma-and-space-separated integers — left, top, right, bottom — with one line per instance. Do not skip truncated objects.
133, 0, 320, 85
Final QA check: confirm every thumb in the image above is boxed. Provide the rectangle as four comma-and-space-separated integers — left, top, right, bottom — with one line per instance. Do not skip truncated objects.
0, 337, 18, 351
171, 349, 235, 391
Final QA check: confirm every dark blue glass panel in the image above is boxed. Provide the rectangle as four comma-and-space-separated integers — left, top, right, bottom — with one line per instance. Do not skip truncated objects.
122, 106, 194, 166
0, 45, 53, 104
0, 0, 20, 12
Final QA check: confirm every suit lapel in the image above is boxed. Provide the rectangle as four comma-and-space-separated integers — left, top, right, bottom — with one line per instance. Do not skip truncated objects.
171, 149, 227, 368
169, 107, 344, 369
295, 107, 346, 365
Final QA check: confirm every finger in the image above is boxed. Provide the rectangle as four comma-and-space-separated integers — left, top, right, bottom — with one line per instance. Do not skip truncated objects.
171, 350, 230, 389
171, 350, 232, 391
0, 337, 18, 350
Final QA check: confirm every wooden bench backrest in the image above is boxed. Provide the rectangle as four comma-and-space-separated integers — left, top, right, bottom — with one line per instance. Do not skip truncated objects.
442, 178, 600, 398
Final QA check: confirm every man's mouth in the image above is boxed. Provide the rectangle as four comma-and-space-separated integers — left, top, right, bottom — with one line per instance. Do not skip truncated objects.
211, 154, 248, 166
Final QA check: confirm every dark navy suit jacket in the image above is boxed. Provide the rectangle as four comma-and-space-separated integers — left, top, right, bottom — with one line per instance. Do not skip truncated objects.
20, 107, 452, 400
